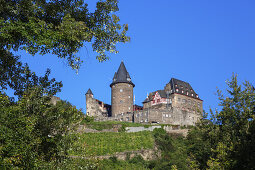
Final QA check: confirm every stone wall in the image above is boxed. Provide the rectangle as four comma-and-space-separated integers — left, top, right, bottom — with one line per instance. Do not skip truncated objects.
134, 106, 201, 126
76, 124, 122, 133
111, 83, 133, 117
86, 94, 110, 117
71, 148, 160, 161
171, 93, 203, 114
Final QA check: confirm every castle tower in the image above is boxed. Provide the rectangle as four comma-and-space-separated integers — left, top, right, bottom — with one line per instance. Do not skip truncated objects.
110, 61, 135, 117
85, 88, 93, 116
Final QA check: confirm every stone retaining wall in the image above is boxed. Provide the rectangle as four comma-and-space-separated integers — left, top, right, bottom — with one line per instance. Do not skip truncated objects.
70, 148, 160, 161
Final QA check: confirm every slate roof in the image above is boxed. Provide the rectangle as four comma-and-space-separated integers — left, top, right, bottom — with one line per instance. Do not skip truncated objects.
85, 88, 93, 95
143, 78, 201, 103
110, 61, 135, 87
169, 78, 200, 99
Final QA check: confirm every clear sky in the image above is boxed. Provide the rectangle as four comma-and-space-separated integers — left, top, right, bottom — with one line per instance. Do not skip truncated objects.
12, 0, 255, 114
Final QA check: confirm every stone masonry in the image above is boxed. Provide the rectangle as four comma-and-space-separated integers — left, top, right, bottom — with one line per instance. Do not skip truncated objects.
85, 61, 203, 126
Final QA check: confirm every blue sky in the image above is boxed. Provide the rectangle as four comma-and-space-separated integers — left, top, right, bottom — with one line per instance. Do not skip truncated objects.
12, 0, 255, 114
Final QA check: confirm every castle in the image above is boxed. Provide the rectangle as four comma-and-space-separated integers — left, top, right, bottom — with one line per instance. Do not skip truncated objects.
86, 61, 203, 126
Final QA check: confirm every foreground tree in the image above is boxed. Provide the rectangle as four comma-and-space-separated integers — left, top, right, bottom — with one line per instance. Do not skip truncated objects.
0, 0, 129, 92
0, 0, 129, 67
187, 74, 255, 169
0, 87, 83, 169
0, 0, 129, 168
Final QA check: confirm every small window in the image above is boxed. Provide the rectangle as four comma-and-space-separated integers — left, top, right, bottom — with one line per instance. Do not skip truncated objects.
166, 114, 169, 117
128, 84, 130, 87
120, 89, 123, 92
178, 98, 181, 102
120, 100, 123, 103
128, 96, 130, 98
182, 99, 186, 103
196, 95, 199, 98
191, 94, 194, 97
198, 102, 200, 107
176, 89, 179, 92
157, 99, 160, 103
187, 92, 189, 95
175, 84, 178, 87
128, 107, 131, 110
182, 90, 184, 93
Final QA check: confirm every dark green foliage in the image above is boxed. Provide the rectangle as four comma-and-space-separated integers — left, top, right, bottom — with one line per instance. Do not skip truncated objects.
0, 0, 129, 70
98, 157, 148, 170
152, 128, 188, 170
0, 49, 63, 97
81, 115, 95, 124
128, 155, 145, 164
186, 74, 255, 169
0, 88, 83, 169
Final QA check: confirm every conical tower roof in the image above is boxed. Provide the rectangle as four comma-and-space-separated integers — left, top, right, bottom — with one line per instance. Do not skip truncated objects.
85, 88, 93, 95
110, 61, 135, 87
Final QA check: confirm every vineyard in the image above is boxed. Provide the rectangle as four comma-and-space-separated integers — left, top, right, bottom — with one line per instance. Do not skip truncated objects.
69, 131, 154, 157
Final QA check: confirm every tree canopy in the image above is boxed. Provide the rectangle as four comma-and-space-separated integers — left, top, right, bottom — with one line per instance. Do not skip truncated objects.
0, 0, 129, 95
0, 0, 129, 168
0, 0, 129, 68
187, 74, 255, 169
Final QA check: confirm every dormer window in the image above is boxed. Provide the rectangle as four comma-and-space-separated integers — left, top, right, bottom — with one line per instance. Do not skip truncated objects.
176, 89, 179, 92
175, 85, 177, 87
113, 78, 116, 81
127, 78, 131, 81
182, 90, 184, 93
187, 92, 189, 95
196, 95, 199, 98
191, 94, 194, 97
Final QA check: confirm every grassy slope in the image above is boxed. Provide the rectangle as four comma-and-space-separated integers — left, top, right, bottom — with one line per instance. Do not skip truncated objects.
69, 131, 154, 157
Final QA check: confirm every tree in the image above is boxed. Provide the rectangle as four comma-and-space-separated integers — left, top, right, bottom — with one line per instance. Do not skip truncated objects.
0, 0, 128, 168
0, 87, 83, 169
187, 74, 255, 169
0, 0, 129, 92
0, 0, 129, 68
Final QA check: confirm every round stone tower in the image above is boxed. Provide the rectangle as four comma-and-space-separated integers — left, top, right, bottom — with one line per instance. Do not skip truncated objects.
110, 61, 135, 117
85, 88, 93, 116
